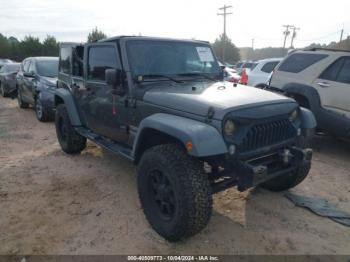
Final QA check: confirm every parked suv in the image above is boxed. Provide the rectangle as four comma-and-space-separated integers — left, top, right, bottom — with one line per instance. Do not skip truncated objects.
16, 57, 59, 122
54, 36, 315, 241
248, 58, 282, 87
269, 48, 350, 139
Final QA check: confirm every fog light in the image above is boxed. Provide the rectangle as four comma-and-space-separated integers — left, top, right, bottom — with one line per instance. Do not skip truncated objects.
228, 145, 236, 155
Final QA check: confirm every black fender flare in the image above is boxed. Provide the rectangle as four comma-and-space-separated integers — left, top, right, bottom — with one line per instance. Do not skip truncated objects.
132, 113, 228, 158
282, 83, 321, 113
54, 88, 82, 126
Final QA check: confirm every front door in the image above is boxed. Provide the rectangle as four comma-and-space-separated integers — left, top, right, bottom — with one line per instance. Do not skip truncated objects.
312, 56, 350, 118
77, 42, 130, 144
22, 60, 36, 104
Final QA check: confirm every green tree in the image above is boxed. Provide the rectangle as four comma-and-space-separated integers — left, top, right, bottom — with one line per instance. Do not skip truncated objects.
42, 35, 59, 56
0, 33, 10, 58
212, 34, 240, 64
18, 36, 42, 60
87, 27, 107, 43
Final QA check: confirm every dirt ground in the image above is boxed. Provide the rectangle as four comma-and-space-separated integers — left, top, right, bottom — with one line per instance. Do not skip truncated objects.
0, 96, 349, 255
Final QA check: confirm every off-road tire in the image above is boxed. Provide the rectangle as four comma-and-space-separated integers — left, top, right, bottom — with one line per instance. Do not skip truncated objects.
55, 104, 86, 154
261, 133, 313, 192
137, 144, 212, 242
17, 88, 29, 108
35, 96, 51, 122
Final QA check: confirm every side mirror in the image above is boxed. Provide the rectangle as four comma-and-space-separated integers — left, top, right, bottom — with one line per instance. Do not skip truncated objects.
105, 68, 124, 95
24, 71, 35, 78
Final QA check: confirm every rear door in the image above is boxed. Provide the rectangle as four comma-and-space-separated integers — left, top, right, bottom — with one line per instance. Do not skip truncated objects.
313, 56, 350, 118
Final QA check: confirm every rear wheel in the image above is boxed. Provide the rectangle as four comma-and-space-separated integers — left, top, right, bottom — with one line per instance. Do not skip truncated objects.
137, 144, 212, 242
17, 88, 29, 108
55, 104, 86, 154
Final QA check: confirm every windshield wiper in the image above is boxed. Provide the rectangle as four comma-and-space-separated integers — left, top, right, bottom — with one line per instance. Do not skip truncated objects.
137, 74, 183, 83
177, 73, 216, 81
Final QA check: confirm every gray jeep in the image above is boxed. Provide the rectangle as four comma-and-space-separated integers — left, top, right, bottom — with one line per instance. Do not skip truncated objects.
55, 36, 316, 241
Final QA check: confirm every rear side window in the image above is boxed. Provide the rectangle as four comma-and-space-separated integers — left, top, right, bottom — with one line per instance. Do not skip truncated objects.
336, 58, 350, 84
60, 47, 71, 74
88, 46, 119, 81
261, 61, 279, 73
320, 57, 350, 84
319, 58, 344, 81
278, 53, 328, 73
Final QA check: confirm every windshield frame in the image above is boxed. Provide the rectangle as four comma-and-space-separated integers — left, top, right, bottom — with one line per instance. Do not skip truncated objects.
125, 38, 221, 83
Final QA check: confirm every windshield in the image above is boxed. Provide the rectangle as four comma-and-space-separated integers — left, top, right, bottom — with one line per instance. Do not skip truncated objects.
126, 40, 221, 80
36, 60, 58, 78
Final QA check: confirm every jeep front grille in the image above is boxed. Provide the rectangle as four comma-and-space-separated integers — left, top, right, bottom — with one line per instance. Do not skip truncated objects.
239, 119, 296, 153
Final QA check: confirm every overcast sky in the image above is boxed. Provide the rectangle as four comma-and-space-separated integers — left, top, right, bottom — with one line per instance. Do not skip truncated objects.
0, 0, 349, 48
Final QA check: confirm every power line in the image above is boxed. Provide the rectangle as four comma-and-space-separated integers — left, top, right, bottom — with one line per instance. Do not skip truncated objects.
217, 5, 233, 62
296, 30, 342, 42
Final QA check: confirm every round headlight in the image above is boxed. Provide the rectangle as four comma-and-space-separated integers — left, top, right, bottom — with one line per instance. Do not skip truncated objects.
224, 120, 236, 136
289, 109, 298, 122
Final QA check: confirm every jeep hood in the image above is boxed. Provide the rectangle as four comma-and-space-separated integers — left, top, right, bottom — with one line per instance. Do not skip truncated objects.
142, 81, 296, 119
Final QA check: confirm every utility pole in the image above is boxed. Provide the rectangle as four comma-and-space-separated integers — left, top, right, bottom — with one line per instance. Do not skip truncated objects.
340, 28, 344, 42
218, 5, 233, 62
282, 25, 293, 49
290, 26, 300, 48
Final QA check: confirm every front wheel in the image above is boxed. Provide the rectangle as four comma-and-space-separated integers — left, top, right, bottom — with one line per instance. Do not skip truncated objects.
35, 96, 50, 122
55, 104, 86, 154
137, 144, 212, 242
261, 133, 313, 192
1, 82, 7, 97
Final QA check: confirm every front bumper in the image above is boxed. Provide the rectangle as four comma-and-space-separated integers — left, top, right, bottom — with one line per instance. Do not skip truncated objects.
211, 146, 312, 193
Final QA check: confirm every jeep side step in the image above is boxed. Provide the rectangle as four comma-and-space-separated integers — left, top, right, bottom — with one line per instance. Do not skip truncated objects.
75, 127, 134, 161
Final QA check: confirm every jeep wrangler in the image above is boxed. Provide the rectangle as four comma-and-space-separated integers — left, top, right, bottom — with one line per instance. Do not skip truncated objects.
55, 36, 315, 241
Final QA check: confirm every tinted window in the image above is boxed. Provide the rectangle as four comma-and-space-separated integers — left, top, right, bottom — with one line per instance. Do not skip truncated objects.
261, 61, 279, 73
278, 53, 328, 73
235, 62, 243, 68
336, 58, 350, 84
243, 63, 253, 69
88, 46, 119, 81
37, 60, 59, 78
319, 58, 345, 81
60, 47, 71, 74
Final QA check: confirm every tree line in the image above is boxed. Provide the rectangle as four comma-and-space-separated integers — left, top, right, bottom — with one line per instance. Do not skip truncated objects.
0, 27, 107, 62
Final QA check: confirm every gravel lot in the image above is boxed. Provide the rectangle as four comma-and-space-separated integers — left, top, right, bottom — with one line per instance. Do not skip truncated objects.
0, 96, 349, 255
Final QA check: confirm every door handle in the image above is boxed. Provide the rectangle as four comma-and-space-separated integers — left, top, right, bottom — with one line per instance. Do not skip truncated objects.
317, 82, 330, 88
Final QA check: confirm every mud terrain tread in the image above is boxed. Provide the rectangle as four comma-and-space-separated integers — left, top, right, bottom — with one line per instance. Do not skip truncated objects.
137, 144, 212, 242
55, 104, 86, 154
